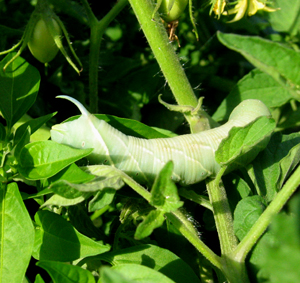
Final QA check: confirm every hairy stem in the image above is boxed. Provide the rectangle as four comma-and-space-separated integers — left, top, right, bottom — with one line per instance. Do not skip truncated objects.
128, 0, 213, 132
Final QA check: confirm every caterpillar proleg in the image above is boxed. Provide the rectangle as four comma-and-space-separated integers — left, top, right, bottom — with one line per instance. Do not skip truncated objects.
51, 96, 271, 185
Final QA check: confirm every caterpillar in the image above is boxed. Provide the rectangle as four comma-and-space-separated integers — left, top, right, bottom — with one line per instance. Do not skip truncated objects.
50, 96, 271, 185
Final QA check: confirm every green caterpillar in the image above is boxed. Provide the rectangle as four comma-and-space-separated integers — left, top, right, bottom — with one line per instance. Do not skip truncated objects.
51, 96, 271, 185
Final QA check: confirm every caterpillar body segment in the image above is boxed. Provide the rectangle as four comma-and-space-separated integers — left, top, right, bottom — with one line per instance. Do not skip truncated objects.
51, 96, 271, 185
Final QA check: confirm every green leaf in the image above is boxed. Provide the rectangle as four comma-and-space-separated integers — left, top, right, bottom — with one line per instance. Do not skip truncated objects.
257, 194, 300, 283
41, 193, 87, 207
277, 104, 300, 131
217, 32, 300, 100
50, 174, 124, 197
150, 161, 183, 212
66, 114, 171, 139
18, 141, 93, 180
83, 164, 127, 182
0, 53, 40, 129
0, 183, 35, 283
14, 125, 30, 161
83, 166, 149, 198
233, 195, 276, 278
248, 132, 300, 201
37, 163, 94, 201
110, 264, 176, 283
223, 173, 252, 211
45, 163, 95, 187
234, 195, 267, 241
48, 165, 124, 201
14, 112, 56, 144
247, 133, 282, 201
32, 210, 110, 261
266, 0, 300, 36
34, 274, 46, 283
88, 188, 116, 212
37, 260, 95, 283
98, 244, 201, 283
216, 116, 275, 172
21, 186, 55, 201
68, 205, 106, 240
213, 69, 292, 122
278, 133, 300, 188
49, 181, 87, 199
134, 162, 183, 240
135, 209, 165, 240
99, 266, 136, 283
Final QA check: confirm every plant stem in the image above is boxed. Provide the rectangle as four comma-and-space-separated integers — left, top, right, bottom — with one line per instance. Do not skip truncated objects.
166, 209, 223, 271
122, 171, 223, 272
206, 168, 238, 255
233, 164, 300, 262
88, 21, 102, 113
221, 257, 250, 283
81, 0, 128, 113
206, 169, 250, 283
122, 174, 152, 202
128, 0, 197, 107
128, 0, 213, 132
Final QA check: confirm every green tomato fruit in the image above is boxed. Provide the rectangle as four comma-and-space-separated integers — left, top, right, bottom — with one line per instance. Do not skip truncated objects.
28, 18, 61, 63
158, 0, 188, 22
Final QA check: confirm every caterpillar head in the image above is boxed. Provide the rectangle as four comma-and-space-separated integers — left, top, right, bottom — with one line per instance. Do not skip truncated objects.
228, 99, 271, 126
51, 96, 95, 150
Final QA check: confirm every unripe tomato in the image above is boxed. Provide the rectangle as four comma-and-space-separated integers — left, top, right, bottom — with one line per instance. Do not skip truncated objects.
158, 0, 188, 22
28, 18, 61, 63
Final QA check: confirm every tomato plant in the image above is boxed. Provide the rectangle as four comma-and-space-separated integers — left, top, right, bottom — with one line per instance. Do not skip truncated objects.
1, 0, 299, 283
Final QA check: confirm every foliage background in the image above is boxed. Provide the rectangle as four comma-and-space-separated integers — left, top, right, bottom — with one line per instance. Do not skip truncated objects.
1, 0, 280, 128
1, 0, 300, 282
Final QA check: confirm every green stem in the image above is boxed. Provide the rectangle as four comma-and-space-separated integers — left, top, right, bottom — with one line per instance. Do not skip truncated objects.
82, 0, 128, 113
88, 21, 102, 113
121, 172, 223, 272
128, 0, 197, 107
80, 0, 97, 24
122, 174, 152, 202
128, 0, 213, 132
166, 209, 223, 271
206, 168, 250, 283
233, 164, 300, 262
178, 187, 213, 211
206, 168, 238, 255
221, 257, 249, 283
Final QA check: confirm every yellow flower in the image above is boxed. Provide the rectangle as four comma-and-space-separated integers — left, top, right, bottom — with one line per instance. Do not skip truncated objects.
224, 0, 279, 22
248, 0, 278, 16
211, 0, 227, 17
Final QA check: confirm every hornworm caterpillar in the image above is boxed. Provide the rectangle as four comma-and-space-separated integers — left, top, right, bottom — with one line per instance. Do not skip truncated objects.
51, 96, 271, 185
